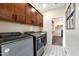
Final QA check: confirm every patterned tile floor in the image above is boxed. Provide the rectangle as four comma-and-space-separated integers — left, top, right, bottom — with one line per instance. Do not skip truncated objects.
43, 45, 69, 56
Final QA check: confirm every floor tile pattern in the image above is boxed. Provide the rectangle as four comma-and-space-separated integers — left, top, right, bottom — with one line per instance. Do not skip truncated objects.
43, 45, 69, 56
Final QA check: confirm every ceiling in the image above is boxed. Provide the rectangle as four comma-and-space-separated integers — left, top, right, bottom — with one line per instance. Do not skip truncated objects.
31, 3, 66, 13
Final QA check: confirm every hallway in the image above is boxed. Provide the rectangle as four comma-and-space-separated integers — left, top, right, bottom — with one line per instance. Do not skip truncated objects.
52, 17, 63, 46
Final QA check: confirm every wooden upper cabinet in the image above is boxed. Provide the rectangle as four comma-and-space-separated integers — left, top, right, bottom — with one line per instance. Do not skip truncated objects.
0, 4, 15, 21
14, 4, 26, 24
0, 3, 43, 27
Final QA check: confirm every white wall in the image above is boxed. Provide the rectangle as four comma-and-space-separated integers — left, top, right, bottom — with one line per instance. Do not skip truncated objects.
65, 3, 79, 56
0, 20, 42, 33
43, 7, 65, 45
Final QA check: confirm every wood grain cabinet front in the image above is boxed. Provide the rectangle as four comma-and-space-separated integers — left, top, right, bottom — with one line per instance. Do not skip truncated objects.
36, 11, 43, 27
14, 4, 26, 24
0, 4, 15, 22
25, 3, 43, 27
36, 12, 40, 26
40, 14, 43, 27
31, 8, 37, 25
0, 3, 43, 27
25, 4, 33, 25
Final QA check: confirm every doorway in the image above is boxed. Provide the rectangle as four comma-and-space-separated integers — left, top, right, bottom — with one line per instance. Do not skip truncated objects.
52, 17, 63, 46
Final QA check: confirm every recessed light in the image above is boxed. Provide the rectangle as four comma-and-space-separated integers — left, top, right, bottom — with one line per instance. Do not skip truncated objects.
42, 4, 46, 8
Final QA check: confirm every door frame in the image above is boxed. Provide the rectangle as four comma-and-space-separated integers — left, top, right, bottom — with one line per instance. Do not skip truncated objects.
52, 17, 65, 48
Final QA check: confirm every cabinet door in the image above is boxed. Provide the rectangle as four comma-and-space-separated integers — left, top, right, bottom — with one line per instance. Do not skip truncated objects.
25, 4, 32, 25
25, 4, 38, 26
0, 4, 15, 22
36, 12, 43, 27
36, 11, 39, 26
25, 3, 43, 26
14, 4, 26, 24
40, 14, 43, 27
31, 8, 37, 25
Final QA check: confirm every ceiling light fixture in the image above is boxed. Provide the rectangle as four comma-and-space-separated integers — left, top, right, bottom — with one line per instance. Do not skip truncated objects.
42, 4, 46, 8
